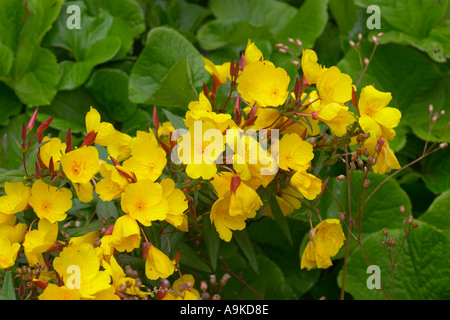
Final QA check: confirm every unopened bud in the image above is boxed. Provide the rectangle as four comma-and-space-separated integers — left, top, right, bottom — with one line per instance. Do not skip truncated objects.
432, 112, 439, 122
287, 37, 294, 43
429, 104, 434, 114
349, 40, 356, 47
212, 294, 221, 300
278, 48, 287, 54
358, 33, 363, 41
350, 162, 356, 170
296, 39, 302, 47
364, 57, 370, 65
338, 212, 346, 221
440, 110, 445, 116
371, 35, 379, 45
386, 237, 396, 247
412, 222, 419, 228
382, 228, 389, 236
407, 215, 414, 225
291, 60, 300, 67
336, 174, 346, 181
308, 229, 316, 240
357, 158, 364, 168
363, 179, 370, 188
209, 275, 217, 286
351, 152, 357, 162
399, 205, 406, 214
275, 43, 284, 48
220, 273, 231, 287
377, 32, 384, 38
440, 142, 448, 149
363, 148, 369, 157
200, 281, 208, 292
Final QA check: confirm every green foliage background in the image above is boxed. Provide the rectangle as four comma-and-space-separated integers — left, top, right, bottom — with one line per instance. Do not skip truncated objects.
0, 0, 449, 300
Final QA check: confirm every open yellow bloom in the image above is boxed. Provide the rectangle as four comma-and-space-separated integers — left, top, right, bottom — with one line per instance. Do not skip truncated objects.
23, 219, 58, 266
95, 163, 129, 201
53, 243, 112, 299
144, 243, 176, 280
290, 171, 322, 201
29, 180, 73, 223
316, 66, 353, 105
162, 274, 200, 300
60, 146, 100, 184
358, 85, 401, 139
301, 49, 327, 85
73, 181, 94, 203
237, 60, 290, 108
40, 136, 66, 170
203, 57, 231, 85
110, 214, 141, 252
301, 219, 345, 270
279, 133, 314, 172
120, 179, 169, 226
0, 236, 21, 269
0, 181, 31, 215
364, 136, 401, 174
39, 283, 81, 300
244, 39, 264, 65
263, 184, 302, 217
210, 172, 262, 241
161, 179, 189, 232
103, 255, 148, 298
122, 130, 167, 182
315, 102, 356, 137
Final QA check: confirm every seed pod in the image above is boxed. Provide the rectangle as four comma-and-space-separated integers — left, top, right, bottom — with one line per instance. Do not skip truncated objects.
336, 174, 346, 181
382, 228, 389, 236
408, 215, 414, 225
357, 158, 364, 168
338, 212, 346, 221
363, 179, 370, 188
413, 222, 419, 228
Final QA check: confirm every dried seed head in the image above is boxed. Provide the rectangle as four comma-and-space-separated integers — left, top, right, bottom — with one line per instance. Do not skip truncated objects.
356, 134, 365, 143
363, 148, 370, 157
413, 222, 419, 229
386, 237, 396, 247
337, 174, 346, 181
350, 162, 356, 170
382, 228, 389, 236
212, 294, 221, 300
209, 274, 217, 286
220, 273, 231, 287
338, 212, 346, 221
351, 152, 357, 162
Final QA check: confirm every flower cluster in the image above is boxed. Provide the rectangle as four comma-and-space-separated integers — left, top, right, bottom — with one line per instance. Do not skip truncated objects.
0, 39, 403, 299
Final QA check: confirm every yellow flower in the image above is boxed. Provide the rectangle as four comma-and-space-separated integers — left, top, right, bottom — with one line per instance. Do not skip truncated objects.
122, 130, 167, 182
144, 243, 176, 280
315, 102, 356, 137
90, 285, 121, 300
95, 162, 129, 201
358, 85, 401, 139
162, 274, 200, 300
237, 60, 290, 108
110, 214, 141, 253
0, 181, 31, 215
301, 219, 345, 270
73, 181, 94, 203
290, 171, 322, 201
177, 119, 224, 180
102, 255, 148, 298
0, 236, 20, 269
209, 172, 262, 241
38, 283, 81, 300
278, 133, 314, 172
316, 66, 353, 105
244, 39, 264, 65
160, 179, 189, 232
39, 136, 66, 170
120, 179, 169, 226
364, 136, 401, 174
29, 179, 73, 223
60, 146, 100, 184
23, 219, 58, 265
53, 243, 112, 299
158, 121, 175, 140
0, 222, 27, 244
301, 49, 327, 85
203, 57, 231, 85
263, 185, 302, 217
184, 92, 234, 132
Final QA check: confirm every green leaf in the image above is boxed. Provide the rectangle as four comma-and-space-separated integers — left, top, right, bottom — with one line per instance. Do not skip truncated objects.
0, 42, 13, 77
319, 171, 412, 237
329, 0, 359, 36
233, 229, 259, 274
419, 190, 450, 231
129, 27, 209, 107
96, 198, 119, 220
276, 0, 329, 49
354, 0, 449, 62
421, 146, 450, 194
0, 270, 16, 300
86, 69, 137, 122
0, 83, 22, 127
201, 214, 221, 271
269, 194, 293, 246
338, 222, 450, 299
174, 242, 212, 273
162, 108, 188, 131
210, 0, 297, 36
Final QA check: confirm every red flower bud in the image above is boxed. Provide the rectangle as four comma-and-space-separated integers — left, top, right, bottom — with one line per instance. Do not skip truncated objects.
27, 107, 39, 134
81, 130, 97, 147
230, 175, 241, 194
36, 116, 53, 135
142, 242, 151, 260
65, 128, 72, 153
153, 107, 160, 135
